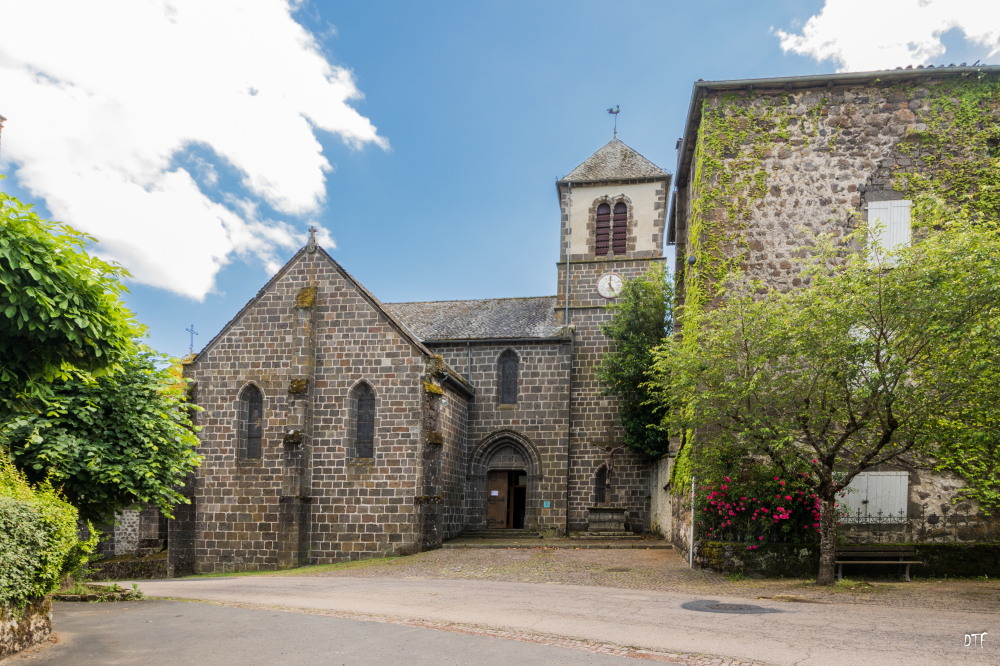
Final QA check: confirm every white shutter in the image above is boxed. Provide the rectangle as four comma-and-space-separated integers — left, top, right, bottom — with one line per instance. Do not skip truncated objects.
841, 471, 908, 523
867, 200, 911, 259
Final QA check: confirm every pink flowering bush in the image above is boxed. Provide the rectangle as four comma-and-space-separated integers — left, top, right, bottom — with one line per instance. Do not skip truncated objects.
698, 471, 822, 549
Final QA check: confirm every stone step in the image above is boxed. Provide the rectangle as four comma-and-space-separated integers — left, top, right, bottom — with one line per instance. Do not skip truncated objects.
571, 532, 644, 540
458, 529, 543, 539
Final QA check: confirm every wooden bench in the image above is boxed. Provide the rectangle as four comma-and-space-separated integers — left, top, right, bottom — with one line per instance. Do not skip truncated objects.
834, 545, 922, 582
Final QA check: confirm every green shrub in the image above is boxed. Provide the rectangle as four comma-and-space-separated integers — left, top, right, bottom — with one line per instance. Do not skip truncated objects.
0, 451, 93, 608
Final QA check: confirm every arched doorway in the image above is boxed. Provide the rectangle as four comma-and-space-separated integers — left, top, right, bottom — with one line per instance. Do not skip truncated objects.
487, 468, 527, 529
469, 431, 541, 530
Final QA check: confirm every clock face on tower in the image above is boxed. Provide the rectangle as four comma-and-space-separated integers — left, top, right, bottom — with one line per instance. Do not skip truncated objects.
597, 273, 623, 299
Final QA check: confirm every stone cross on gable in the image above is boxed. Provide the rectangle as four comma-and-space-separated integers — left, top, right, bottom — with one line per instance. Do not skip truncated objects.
307, 226, 318, 253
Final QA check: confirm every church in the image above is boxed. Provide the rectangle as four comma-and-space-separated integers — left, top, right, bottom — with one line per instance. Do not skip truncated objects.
169, 137, 671, 573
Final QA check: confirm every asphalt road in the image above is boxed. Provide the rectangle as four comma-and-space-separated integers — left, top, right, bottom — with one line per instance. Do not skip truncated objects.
31, 575, 999, 665
9, 600, 640, 665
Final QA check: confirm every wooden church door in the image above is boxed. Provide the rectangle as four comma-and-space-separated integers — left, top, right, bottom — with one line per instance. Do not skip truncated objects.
487, 471, 508, 528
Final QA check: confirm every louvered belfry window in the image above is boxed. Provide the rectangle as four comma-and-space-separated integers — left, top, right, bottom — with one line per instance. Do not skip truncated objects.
499, 350, 519, 404
353, 383, 375, 458
239, 384, 264, 459
595, 203, 611, 256
612, 202, 627, 254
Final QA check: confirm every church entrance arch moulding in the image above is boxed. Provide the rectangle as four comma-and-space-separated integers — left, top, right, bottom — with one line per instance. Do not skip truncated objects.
468, 430, 541, 530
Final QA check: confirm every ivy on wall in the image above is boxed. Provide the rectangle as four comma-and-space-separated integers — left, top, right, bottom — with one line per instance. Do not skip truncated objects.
669, 74, 1000, 491
894, 73, 1000, 229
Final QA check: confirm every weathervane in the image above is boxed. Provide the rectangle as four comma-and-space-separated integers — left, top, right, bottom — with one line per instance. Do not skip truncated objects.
185, 324, 198, 355
607, 105, 620, 138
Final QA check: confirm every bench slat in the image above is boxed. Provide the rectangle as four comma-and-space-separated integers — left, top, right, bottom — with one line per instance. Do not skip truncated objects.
834, 560, 922, 564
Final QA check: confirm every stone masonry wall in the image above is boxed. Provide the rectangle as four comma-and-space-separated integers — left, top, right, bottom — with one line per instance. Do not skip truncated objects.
676, 76, 1000, 296
672, 74, 1000, 547
434, 383, 469, 539
0, 597, 51, 659
187, 249, 433, 572
556, 257, 667, 532
430, 339, 572, 534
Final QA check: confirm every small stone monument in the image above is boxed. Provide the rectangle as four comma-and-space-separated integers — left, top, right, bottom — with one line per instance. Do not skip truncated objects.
584, 443, 631, 536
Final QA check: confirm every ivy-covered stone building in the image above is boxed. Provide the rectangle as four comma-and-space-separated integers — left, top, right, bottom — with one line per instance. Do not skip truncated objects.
669, 65, 1000, 550
169, 138, 671, 573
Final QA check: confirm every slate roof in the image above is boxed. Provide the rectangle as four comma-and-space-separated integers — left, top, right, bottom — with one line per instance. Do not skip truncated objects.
386, 296, 564, 341
560, 137, 669, 184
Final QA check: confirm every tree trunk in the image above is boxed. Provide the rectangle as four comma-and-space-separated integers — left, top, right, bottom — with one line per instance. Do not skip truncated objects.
816, 495, 838, 585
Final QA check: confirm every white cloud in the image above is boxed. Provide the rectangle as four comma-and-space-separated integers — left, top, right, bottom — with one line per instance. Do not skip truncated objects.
774, 0, 1000, 72
0, 0, 387, 300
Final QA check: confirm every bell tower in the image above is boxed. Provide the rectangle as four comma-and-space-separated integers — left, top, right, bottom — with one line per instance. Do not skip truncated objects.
555, 137, 670, 321
555, 136, 670, 532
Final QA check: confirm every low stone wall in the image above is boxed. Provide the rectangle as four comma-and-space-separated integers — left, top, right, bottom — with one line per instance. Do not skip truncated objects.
695, 541, 819, 578
914, 543, 1000, 578
695, 541, 1000, 579
1, 597, 52, 659
88, 551, 169, 581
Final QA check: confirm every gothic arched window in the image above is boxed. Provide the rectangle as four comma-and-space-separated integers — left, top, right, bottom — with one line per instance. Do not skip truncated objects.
238, 384, 264, 459
351, 382, 376, 458
612, 202, 628, 254
595, 203, 611, 256
498, 349, 519, 405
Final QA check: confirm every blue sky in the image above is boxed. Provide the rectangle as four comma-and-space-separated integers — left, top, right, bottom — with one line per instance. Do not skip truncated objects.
2, 0, 998, 357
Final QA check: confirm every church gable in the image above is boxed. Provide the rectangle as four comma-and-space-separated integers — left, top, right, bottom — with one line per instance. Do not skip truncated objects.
183, 244, 470, 572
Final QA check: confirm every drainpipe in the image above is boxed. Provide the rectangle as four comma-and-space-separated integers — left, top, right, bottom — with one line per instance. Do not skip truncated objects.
564, 183, 571, 326
689, 476, 695, 567
565, 330, 573, 535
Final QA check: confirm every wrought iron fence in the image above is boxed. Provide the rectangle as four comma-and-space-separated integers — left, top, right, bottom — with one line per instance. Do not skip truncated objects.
841, 503, 1000, 544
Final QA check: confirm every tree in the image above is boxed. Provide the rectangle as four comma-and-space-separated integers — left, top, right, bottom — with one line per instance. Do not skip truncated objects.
0, 188, 139, 411
0, 348, 201, 523
597, 265, 672, 457
651, 222, 1000, 584
1, 188, 200, 523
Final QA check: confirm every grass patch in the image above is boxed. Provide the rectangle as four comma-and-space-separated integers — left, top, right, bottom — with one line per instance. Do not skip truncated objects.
831, 578, 888, 593
54, 581, 144, 602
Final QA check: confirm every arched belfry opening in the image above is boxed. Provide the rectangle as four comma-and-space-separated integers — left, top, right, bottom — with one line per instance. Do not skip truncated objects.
469, 431, 541, 530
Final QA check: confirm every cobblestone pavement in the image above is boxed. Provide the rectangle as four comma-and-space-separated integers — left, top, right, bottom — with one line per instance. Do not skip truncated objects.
303, 540, 1000, 613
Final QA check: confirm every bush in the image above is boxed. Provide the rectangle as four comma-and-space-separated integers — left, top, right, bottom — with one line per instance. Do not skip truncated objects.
0, 452, 93, 608
698, 466, 822, 549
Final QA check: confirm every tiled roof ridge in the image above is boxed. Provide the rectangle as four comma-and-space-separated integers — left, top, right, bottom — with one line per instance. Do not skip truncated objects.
386, 294, 556, 306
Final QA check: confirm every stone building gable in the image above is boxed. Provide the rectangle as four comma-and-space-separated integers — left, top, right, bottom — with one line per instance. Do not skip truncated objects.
178, 246, 471, 572
195, 245, 447, 371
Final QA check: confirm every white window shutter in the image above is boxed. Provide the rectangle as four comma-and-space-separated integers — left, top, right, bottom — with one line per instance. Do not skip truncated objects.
841, 471, 908, 523
885, 200, 912, 252
867, 200, 911, 259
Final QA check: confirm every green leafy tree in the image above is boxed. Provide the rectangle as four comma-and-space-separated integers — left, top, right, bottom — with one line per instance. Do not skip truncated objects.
1, 187, 200, 523
651, 222, 1000, 585
1, 349, 201, 523
597, 265, 672, 456
0, 188, 139, 410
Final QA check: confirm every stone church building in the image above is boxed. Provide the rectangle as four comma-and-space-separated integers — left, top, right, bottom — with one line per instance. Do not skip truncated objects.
169, 138, 671, 573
